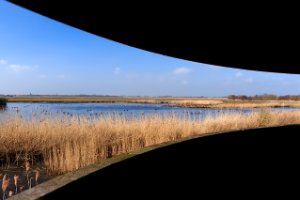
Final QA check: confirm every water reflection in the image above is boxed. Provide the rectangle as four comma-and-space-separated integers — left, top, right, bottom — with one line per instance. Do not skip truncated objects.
0, 102, 299, 121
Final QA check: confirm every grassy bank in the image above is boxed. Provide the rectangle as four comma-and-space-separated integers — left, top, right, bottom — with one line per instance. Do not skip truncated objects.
1, 110, 300, 174
5, 96, 220, 104
176, 99, 300, 108
5, 95, 300, 108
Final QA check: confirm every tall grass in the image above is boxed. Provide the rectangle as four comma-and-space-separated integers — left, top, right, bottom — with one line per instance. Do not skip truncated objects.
1, 110, 300, 173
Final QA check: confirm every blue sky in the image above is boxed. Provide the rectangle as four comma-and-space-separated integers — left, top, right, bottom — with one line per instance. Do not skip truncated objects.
0, 1, 299, 97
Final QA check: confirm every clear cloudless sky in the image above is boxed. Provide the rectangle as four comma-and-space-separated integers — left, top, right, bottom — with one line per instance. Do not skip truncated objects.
0, 1, 299, 97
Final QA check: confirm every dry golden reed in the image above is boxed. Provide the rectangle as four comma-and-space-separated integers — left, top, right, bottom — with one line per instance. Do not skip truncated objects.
13, 174, 19, 194
34, 169, 40, 184
0, 110, 300, 174
2, 174, 9, 199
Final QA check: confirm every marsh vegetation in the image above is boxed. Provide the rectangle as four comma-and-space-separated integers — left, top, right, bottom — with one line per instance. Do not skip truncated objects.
1, 99, 300, 198
1, 110, 300, 174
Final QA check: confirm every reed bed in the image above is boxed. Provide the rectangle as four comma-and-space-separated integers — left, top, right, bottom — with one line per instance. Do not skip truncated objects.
172, 99, 300, 108
0, 110, 300, 174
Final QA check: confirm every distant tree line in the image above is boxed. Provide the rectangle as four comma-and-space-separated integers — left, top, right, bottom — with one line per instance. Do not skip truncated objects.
227, 94, 300, 101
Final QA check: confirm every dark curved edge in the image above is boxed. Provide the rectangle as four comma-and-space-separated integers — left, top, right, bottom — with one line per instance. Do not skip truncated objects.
10, 125, 300, 199
6, 0, 300, 74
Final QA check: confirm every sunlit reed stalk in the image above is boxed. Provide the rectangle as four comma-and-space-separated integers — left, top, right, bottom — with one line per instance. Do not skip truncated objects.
25, 161, 31, 188
29, 177, 33, 189
14, 174, 19, 194
34, 169, 40, 185
19, 186, 25, 192
8, 190, 13, 197
2, 174, 9, 200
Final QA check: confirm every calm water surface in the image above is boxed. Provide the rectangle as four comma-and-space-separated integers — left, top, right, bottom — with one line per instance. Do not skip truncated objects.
0, 103, 299, 120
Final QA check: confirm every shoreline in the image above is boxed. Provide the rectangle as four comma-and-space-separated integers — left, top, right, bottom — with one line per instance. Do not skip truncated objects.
4, 96, 300, 109
5, 101, 300, 109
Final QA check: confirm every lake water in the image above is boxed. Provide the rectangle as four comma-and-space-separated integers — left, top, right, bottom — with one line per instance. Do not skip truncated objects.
1, 102, 299, 120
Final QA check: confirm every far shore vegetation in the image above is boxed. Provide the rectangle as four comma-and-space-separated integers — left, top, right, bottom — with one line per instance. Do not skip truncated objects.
1, 94, 300, 108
